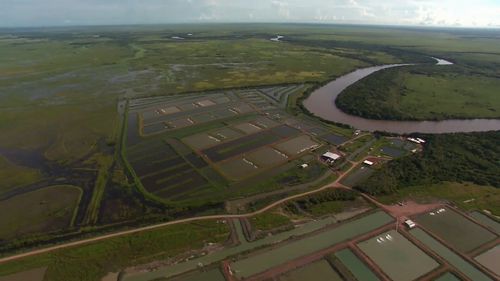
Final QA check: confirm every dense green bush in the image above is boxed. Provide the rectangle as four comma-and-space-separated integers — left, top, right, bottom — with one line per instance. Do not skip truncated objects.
286, 189, 357, 215
356, 132, 500, 195
336, 65, 500, 121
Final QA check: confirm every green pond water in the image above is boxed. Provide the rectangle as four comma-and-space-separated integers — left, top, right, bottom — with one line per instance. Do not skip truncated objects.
410, 228, 493, 281
334, 248, 380, 281
172, 268, 225, 281
124, 216, 337, 281
231, 211, 393, 279
470, 211, 500, 234
433, 272, 462, 281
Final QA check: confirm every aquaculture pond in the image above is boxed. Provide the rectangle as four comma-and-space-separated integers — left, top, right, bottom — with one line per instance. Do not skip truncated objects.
357, 230, 438, 281
410, 228, 493, 281
231, 211, 393, 279
333, 248, 380, 281
278, 260, 342, 281
414, 207, 497, 253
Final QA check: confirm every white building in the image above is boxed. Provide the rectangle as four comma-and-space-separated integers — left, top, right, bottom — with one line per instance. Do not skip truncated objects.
322, 152, 341, 162
363, 160, 374, 166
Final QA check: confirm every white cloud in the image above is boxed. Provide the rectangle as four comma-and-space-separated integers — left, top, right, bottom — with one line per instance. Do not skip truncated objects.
271, 0, 291, 19
0, 0, 499, 27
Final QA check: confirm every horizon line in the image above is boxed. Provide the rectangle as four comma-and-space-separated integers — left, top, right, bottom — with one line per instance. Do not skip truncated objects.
1, 21, 500, 31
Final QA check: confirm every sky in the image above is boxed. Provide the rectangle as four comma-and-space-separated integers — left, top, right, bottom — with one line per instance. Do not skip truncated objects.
1, 0, 500, 28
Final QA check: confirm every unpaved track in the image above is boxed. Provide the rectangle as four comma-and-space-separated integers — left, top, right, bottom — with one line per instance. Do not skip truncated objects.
0, 157, 365, 265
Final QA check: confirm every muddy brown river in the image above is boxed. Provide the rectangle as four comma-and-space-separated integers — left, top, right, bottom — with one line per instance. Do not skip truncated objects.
303, 60, 500, 134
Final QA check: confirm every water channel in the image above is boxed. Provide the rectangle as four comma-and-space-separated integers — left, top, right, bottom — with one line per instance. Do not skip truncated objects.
303, 59, 500, 134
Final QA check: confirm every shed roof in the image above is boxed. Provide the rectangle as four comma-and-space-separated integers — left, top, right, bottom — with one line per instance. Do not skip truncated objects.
322, 152, 340, 160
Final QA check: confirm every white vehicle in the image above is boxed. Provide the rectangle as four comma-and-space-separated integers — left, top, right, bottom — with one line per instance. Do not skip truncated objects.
404, 219, 416, 229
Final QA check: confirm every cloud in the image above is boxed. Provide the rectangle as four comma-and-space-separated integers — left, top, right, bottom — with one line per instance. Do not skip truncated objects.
271, 0, 291, 19
0, 0, 499, 27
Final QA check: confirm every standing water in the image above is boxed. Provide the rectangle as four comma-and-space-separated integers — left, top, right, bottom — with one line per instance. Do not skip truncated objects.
303, 58, 500, 134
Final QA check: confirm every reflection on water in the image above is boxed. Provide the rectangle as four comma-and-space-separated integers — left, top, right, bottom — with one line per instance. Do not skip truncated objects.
432, 57, 454, 65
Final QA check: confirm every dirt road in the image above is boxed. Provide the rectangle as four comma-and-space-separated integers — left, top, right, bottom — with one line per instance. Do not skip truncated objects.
0, 157, 366, 265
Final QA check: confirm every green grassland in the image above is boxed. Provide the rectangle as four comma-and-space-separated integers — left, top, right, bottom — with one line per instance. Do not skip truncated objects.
0, 24, 380, 191
293, 26, 500, 121
399, 71, 500, 119
0, 99, 119, 165
0, 185, 82, 240
290, 25, 500, 67
2, 24, 495, 171
377, 182, 500, 216
250, 211, 291, 232
82, 154, 114, 225
129, 38, 368, 93
307, 201, 347, 216
0, 221, 229, 281
0, 24, 499, 257
0, 156, 42, 195
337, 65, 500, 120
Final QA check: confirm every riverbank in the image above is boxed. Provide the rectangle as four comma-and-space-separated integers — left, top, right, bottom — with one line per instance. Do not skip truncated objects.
335, 64, 500, 122
303, 60, 500, 134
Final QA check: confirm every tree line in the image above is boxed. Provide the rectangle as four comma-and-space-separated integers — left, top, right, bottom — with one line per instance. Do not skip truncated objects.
356, 132, 500, 195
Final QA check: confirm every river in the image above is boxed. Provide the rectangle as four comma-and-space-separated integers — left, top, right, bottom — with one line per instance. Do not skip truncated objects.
303, 59, 500, 134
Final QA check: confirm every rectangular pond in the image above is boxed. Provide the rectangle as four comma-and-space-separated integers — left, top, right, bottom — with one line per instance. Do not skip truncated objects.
245, 146, 288, 168
414, 207, 496, 253
409, 228, 493, 281
273, 135, 319, 157
474, 244, 500, 276
321, 134, 349, 145
470, 211, 500, 234
231, 211, 393, 279
278, 260, 343, 281
217, 156, 261, 180
340, 166, 374, 188
334, 248, 380, 281
357, 230, 439, 281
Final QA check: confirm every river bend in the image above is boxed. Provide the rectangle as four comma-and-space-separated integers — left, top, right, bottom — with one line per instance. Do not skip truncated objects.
303, 59, 500, 134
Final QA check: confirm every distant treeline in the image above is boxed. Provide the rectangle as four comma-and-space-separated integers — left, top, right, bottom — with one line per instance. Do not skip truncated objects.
286, 37, 435, 65
356, 131, 500, 195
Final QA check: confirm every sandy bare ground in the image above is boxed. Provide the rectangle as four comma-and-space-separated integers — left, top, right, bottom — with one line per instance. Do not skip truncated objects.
383, 200, 443, 219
